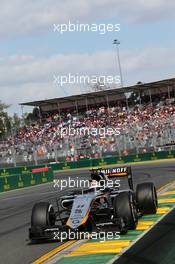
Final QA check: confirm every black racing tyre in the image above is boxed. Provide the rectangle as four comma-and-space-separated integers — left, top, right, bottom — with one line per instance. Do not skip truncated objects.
31, 202, 55, 227
113, 191, 138, 230
136, 182, 158, 215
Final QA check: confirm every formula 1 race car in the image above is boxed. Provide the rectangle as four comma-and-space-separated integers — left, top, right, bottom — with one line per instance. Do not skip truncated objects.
29, 166, 158, 241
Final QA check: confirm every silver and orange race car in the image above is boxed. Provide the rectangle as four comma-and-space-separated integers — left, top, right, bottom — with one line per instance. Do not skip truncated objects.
29, 166, 158, 242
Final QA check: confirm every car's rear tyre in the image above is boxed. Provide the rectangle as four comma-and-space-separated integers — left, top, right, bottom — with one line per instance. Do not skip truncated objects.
113, 191, 138, 230
31, 202, 55, 227
136, 182, 158, 214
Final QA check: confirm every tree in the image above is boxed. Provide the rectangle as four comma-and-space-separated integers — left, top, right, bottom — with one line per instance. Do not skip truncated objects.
12, 113, 21, 130
0, 101, 10, 112
25, 107, 40, 124
0, 101, 11, 139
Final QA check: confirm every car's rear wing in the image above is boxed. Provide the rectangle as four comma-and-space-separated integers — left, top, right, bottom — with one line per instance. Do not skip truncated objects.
101, 167, 131, 177
90, 166, 134, 190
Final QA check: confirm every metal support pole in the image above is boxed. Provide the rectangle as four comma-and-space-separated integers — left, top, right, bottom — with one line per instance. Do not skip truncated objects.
21, 105, 24, 126
38, 107, 42, 124
57, 103, 61, 122
85, 97, 88, 112
139, 91, 142, 106
113, 39, 129, 111
75, 101, 79, 117
106, 95, 110, 110
149, 89, 152, 105
168, 86, 171, 99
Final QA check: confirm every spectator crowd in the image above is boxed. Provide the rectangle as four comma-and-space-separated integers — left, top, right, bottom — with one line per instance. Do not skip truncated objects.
1, 98, 175, 165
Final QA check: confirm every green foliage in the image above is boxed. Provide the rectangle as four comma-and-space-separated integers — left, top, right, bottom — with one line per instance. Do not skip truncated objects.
0, 101, 39, 139
0, 101, 21, 139
25, 107, 39, 124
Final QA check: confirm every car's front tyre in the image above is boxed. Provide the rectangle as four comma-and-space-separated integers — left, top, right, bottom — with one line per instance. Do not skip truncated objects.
31, 202, 55, 227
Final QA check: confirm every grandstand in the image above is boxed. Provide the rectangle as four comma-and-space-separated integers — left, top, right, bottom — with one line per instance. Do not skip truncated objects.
21, 77, 175, 113
1, 77, 175, 167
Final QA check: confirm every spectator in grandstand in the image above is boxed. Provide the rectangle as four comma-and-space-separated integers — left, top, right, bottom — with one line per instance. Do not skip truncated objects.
1, 99, 175, 165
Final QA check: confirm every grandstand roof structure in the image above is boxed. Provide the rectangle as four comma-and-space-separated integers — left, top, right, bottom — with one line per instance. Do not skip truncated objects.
20, 77, 175, 112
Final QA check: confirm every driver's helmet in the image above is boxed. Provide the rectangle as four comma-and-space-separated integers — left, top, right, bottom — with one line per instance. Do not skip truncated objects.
90, 171, 101, 181
89, 180, 102, 192
90, 180, 99, 188
98, 171, 106, 180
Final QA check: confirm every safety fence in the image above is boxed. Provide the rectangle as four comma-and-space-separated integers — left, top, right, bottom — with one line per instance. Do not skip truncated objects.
1, 125, 175, 168
0, 150, 173, 192
0, 149, 174, 177
49, 149, 174, 170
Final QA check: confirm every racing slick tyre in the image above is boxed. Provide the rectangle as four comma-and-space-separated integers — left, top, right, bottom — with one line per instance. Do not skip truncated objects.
136, 182, 158, 215
31, 202, 55, 227
113, 191, 138, 230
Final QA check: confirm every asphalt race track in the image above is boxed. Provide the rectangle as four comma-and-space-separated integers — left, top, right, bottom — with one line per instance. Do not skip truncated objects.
0, 160, 175, 264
